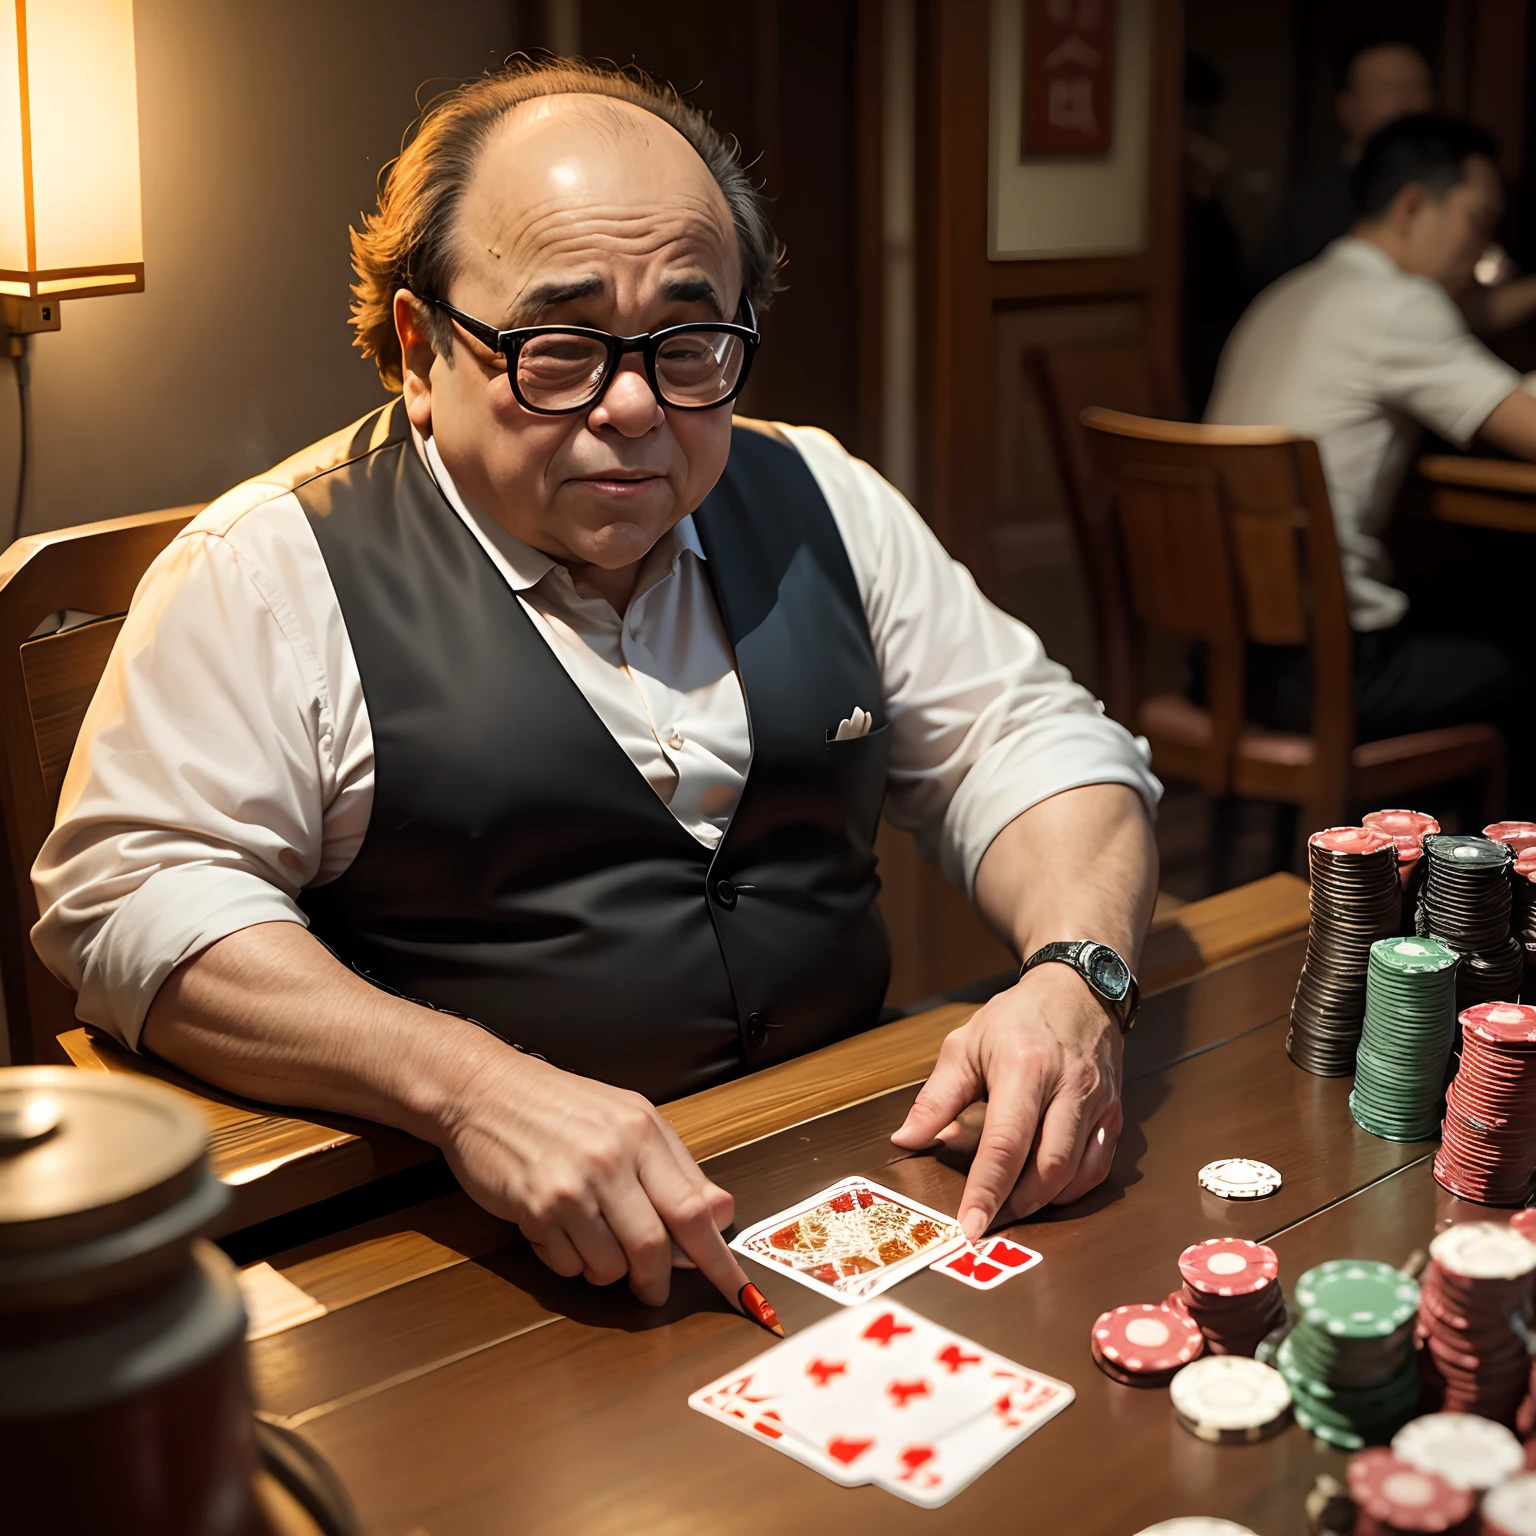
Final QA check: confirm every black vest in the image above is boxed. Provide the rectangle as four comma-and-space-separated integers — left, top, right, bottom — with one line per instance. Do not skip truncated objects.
291, 402, 892, 1103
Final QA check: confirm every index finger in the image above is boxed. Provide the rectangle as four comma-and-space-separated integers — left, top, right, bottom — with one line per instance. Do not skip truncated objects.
956, 1058, 1044, 1241
638, 1137, 757, 1317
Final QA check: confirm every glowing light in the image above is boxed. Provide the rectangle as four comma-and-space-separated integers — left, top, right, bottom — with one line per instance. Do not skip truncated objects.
0, 0, 144, 303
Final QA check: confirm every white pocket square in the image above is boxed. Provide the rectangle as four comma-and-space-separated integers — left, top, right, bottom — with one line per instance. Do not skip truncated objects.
833, 706, 873, 742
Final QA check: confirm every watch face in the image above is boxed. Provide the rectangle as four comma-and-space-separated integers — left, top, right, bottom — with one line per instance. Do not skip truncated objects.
1085, 945, 1131, 1001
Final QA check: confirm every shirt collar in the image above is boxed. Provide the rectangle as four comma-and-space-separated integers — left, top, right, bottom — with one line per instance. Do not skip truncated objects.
415, 426, 706, 592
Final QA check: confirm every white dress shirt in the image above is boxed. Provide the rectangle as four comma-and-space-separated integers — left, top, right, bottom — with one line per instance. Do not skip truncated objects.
32, 418, 1160, 1050
1207, 238, 1521, 631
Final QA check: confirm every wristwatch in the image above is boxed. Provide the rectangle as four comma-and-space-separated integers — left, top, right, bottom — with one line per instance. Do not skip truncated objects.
1019, 940, 1141, 1034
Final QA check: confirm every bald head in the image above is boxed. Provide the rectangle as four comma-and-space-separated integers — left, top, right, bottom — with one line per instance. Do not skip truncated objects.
449, 94, 742, 334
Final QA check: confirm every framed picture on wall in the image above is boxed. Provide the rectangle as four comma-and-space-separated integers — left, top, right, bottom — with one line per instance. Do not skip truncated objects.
1023, 0, 1117, 156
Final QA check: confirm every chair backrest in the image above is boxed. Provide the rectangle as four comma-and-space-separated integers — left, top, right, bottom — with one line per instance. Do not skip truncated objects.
1034, 343, 1181, 727
0, 507, 200, 1063
1077, 409, 1355, 798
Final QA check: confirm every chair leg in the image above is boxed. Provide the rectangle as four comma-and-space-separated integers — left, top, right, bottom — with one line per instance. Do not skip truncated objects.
1207, 794, 1239, 895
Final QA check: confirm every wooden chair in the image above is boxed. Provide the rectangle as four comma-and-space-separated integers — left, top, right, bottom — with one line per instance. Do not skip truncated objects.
0, 508, 202, 1064
1034, 342, 1182, 727
1078, 408, 1507, 843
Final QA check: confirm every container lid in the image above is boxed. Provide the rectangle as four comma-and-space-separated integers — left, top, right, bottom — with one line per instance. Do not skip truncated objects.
0, 1067, 227, 1309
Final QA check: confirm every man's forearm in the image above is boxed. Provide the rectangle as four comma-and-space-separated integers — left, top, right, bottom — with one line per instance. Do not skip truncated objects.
971, 783, 1158, 966
140, 920, 512, 1144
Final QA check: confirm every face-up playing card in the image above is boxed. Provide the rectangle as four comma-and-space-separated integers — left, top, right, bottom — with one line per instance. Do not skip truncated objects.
689, 1299, 1074, 1508
730, 1177, 968, 1305
930, 1235, 1044, 1290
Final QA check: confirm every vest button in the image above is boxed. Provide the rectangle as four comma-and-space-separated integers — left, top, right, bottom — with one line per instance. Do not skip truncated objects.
714, 879, 738, 910
746, 1011, 767, 1047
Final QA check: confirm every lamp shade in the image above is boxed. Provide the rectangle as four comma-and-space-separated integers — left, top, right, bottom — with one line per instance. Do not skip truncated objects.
0, 0, 143, 302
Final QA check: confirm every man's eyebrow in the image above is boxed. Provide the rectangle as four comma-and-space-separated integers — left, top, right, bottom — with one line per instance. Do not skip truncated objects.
660, 277, 724, 317
506, 275, 605, 324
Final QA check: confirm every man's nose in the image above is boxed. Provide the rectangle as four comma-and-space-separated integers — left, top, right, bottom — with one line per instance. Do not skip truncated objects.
588, 357, 664, 436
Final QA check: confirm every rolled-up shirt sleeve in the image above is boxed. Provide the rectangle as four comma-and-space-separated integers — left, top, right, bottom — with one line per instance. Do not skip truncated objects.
781, 424, 1161, 895
30, 488, 347, 1050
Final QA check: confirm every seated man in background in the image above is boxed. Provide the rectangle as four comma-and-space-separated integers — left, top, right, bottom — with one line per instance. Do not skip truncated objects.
31, 62, 1160, 1318
1207, 114, 1536, 808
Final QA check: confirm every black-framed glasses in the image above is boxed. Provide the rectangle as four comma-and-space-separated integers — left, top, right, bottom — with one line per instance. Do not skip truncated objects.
423, 293, 760, 414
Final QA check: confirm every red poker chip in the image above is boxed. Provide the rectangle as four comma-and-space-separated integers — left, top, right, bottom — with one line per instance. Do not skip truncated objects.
1091, 1303, 1203, 1375
1178, 1238, 1279, 1296
1367, 809, 1441, 853
1347, 1448, 1476, 1532
1165, 1288, 1192, 1319
1516, 848, 1536, 878
1309, 825, 1396, 856
1485, 822, 1536, 855
1462, 1004, 1536, 1047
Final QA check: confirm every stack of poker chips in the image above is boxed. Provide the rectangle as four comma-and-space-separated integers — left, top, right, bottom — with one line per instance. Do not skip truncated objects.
1345, 1448, 1476, 1535
1435, 1004, 1536, 1205
1289, 827, 1402, 1076
1089, 1300, 1204, 1387
1167, 1355, 1292, 1445
1277, 1259, 1421, 1449
1485, 1475, 1536, 1536
1416, 1223, 1536, 1426
1175, 1238, 1286, 1357
1417, 834, 1523, 1015
1514, 850, 1536, 998
1365, 808, 1441, 921
1350, 937, 1460, 1143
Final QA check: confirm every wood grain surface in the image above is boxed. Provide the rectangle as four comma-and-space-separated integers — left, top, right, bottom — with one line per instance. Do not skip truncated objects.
229, 935, 1486, 1536
1418, 453, 1536, 535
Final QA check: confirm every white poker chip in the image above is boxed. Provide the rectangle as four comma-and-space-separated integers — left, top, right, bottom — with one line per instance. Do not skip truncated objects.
1430, 1221, 1536, 1281
1198, 1158, 1282, 1200
1170, 1356, 1292, 1436
1483, 1473, 1536, 1535
1391, 1413, 1525, 1491
1131, 1522, 1260, 1536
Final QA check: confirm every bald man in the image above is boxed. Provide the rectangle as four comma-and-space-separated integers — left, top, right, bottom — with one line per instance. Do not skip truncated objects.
33, 62, 1159, 1317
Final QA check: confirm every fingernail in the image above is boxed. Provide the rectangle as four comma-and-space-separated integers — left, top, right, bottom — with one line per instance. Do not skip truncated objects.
960, 1210, 984, 1242
739, 1282, 786, 1338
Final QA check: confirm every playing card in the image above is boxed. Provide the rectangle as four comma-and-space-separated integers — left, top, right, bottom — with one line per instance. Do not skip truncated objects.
930, 1235, 1044, 1291
688, 1300, 1074, 1507
730, 1177, 968, 1305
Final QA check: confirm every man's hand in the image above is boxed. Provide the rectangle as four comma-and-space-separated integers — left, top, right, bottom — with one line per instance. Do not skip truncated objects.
889, 962, 1124, 1240
433, 1046, 754, 1308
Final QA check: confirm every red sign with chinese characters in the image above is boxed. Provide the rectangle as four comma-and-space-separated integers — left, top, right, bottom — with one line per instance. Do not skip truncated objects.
1023, 0, 1117, 156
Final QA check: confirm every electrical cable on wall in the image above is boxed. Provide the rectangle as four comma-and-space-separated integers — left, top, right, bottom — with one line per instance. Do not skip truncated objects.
12, 341, 29, 545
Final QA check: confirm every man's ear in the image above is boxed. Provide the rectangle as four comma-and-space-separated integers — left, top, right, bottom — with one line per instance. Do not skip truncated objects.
395, 289, 441, 433
1390, 181, 1430, 235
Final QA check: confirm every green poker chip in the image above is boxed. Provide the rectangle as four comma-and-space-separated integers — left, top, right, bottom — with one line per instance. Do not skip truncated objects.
1423, 834, 1513, 870
1294, 1260, 1420, 1336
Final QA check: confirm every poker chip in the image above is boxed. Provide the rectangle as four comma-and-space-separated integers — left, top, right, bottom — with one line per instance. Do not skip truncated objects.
1284, 1260, 1421, 1450
1350, 938, 1459, 1144
1514, 857, 1536, 1000
1485, 1473, 1536, 1536
1485, 822, 1536, 856
1347, 1447, 1476, 1532
1416, 1231, 1536, 1426
1130, 1524, 1260, 1536
1417, 834, 1521, 1016
1437, 1027, 1536, 1207
1197, 1159, 1282, 1200
1091, 1302, 1203, 1386
1178, 1238, 1279, 1295
1290, 828, 1401, 1076
1367, 810, 1441, 905
1509, 1209, 1536, 1244
1391, 1412, 1524, 1490
1169, 1355, 1292, 1443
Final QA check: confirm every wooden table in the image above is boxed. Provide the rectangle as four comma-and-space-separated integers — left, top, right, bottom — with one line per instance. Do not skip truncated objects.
228, 918, 1506, 1536
1418, 453, 1536, 536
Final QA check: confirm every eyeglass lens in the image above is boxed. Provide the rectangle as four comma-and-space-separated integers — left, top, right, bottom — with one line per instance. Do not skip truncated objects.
515, 330, 747, 410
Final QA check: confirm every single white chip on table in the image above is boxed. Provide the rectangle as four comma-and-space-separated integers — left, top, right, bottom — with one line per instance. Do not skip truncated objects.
1170, 1356, 1292, 1438
1131, 1522, 1261, 1536
1391, 1413, 1525, 1491
1198, 1158, 1282, 1200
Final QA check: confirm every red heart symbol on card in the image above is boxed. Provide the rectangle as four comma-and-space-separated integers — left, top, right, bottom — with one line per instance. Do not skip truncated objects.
806, 1358, 847, 1387
972, 1261, 1003, 1282
936, 1343, 983, 1373
827, 1437, 875, 1466
863, 1312, 915, 1346
887, 1378, 932, 1409
944, 1251, 978, 1277
987, 1241, 1034, 1268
